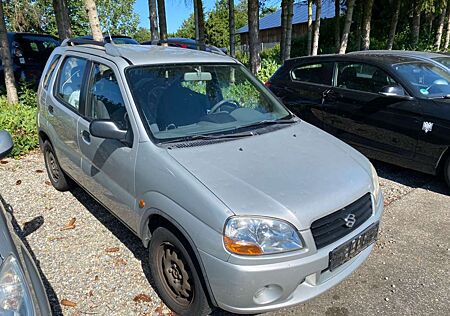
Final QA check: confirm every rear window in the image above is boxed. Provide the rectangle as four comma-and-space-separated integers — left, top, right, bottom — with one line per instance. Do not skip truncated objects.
291, 63, 334, 85
13, 35, 59, 64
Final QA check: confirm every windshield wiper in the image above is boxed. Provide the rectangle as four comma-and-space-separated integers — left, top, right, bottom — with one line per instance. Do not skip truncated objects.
238, 118, 297, 130
160, 131, 255, 144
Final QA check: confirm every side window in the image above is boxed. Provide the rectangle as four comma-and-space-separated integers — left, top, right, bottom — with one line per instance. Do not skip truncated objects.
57, 57, 88, 110
87, 63, 127, 129
336, 63, 397, 93
291, 63, 334, 85
43, 55, 60, 90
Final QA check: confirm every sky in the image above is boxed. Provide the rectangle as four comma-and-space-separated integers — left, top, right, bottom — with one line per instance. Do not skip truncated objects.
133, 0, 217, 34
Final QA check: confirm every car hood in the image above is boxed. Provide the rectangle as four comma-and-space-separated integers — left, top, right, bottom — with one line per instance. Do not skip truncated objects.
167, 122, 374, 231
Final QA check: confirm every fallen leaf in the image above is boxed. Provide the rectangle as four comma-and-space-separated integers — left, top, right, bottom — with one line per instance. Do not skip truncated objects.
113, 257, 127, 266
155, 304, 164, 315
61, 298, 77, 307
133, 294, 152, 303
106, 247, 120, 253
94, 275, 99, 281
60, 218, 76, 231
16, 180, 22, 185
35, 169, 44, 173
88, 290, 94, 297
0, 160, 8, 164
45, 180, 51, 186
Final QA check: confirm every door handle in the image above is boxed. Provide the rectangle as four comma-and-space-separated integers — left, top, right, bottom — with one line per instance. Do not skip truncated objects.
48, 104, 54, 114
81, 130, 91, 144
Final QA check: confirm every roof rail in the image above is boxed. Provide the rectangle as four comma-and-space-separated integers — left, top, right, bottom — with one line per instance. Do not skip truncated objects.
61, 38, 106, 47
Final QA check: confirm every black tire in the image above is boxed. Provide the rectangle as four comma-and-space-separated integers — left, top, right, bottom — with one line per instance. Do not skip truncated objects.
444, 156, 450, 188
43, 140, 72, 191
149, 227, 212, 316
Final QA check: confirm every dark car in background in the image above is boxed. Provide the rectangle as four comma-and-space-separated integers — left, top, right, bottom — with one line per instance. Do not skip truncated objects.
76, 35, 140, 45
0, 131, 52, 315
141, 37, 226, 55
267, 54, 450, 187
0, 33, 60, 89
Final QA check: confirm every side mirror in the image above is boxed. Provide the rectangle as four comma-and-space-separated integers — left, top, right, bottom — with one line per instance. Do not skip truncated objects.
0, 130, 13, 159
379, 85, 414, 100
89, 120, 131, 146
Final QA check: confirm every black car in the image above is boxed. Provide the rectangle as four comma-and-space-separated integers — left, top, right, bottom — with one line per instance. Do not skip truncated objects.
0, 33, 60, 89
267, 53, 450, 187
76, 35, 140, 45
141, 37, 226, 55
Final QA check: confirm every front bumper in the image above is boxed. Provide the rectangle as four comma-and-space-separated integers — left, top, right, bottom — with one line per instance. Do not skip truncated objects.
200, 193, 384, 314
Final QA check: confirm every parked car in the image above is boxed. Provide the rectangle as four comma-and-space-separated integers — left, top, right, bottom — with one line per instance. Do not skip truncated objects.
0, 32, 60, 89
349, 50, 450, 71
37, 39, 383, 315
76, 35, 140, 45
142, 37, 226, 55
267, 54, 450, 188
0, 130, 52, 316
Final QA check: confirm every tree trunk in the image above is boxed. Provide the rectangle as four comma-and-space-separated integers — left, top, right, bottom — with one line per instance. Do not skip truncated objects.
84, 0, 103, 42
53, 0, 72, 40
411, 0, 421, 49
361, 0, 374, 50
197, 0, 206, 49
280, 0, 288, 60
284, 0, 294, 60
435, 3, 447, 51
157, 0, 167, 42
355, 0, 363, 50
228, 0, 235, 57
307, 0, 313, 55
338, 0, 355, 54
248, 0, 260, 74
148, 0, 159, 41
311, 0, 322, 56
444, 1, 450, 50
0, 1, 18, 105
334, 0, 340, 52
387, 0, 401, 50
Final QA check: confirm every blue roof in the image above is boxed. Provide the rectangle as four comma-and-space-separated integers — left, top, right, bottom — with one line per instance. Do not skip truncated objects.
236, 1, 338, 34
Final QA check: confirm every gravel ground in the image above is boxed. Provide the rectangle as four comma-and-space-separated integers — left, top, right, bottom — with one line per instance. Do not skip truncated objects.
0, 152, 448, 315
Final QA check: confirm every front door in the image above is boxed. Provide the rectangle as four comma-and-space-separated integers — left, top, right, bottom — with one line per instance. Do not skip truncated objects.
321, 62, 423, 162
77, 60, 139, 231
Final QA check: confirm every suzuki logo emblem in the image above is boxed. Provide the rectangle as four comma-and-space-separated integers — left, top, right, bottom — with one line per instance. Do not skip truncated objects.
344, 214, 356, 228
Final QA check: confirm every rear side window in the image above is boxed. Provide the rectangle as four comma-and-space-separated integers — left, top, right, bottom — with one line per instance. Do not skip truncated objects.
291, 63, 334, 85
43, 55, 61, 90
57, 57, 88, 110
12, 35, 59, 64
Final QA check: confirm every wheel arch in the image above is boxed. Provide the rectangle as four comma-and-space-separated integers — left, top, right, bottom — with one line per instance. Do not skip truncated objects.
38, 129, 52, 151
436, 147, 450, 176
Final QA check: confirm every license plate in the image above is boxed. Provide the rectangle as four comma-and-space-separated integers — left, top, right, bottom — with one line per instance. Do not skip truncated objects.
329, 222, 379, 271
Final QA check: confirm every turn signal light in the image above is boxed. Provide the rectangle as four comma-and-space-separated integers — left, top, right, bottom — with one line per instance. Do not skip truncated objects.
223, 236, 263, 255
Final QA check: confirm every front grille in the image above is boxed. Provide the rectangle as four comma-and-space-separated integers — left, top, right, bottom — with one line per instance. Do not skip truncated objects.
311, 193, 373, 249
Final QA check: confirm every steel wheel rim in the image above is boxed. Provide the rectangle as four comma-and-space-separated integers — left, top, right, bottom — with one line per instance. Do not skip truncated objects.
158, 242, 193, 306
47, 150, 60, 182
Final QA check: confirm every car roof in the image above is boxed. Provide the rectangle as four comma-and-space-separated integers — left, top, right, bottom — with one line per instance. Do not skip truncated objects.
61, 42, 237, 66
285, 53, 427, 66
348, 50, 447, 60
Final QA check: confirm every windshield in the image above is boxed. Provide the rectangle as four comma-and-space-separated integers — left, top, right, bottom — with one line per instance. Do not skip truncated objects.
108, 37, 139, 45
392, 62, 450, 98
126, 64, 291, 141
432, 56, 450, 68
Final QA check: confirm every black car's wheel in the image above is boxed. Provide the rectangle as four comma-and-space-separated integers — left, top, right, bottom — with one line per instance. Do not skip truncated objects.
149, 227, 212, 316
444, 156, 450, 188
43, 140, 72, 191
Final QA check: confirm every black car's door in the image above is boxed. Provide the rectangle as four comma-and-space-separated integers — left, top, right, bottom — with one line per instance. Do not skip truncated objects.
321, 61, 423, 162
271, 61, 334, 129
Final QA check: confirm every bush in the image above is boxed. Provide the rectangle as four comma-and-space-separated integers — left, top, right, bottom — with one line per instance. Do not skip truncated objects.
257, 58, 280, 82
0, 94, 38, 158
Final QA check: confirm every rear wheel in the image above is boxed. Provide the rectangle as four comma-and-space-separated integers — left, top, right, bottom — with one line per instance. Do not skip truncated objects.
43, 140, 72, 191
444, 156, 450, 188
148, 227, 212, 316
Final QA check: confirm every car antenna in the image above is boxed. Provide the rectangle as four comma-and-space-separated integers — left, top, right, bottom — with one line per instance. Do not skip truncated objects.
105, 0, 115, 45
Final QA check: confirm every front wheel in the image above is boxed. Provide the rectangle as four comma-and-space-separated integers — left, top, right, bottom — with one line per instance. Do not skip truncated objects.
444, 156, 450, 188
148, 227, 212, 316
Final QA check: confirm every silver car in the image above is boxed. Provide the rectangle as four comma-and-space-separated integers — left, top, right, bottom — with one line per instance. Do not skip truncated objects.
0, 131, 52, 316
37, 39, 384, 315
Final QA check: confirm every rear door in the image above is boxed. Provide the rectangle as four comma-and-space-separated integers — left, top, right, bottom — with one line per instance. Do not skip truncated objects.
77, 59, 139, 231
271, 61, 334, 129
321, 61, 422, 161
47, 54, 89, 182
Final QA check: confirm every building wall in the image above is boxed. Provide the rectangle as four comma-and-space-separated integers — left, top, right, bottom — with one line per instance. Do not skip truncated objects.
238, 23, 308, 48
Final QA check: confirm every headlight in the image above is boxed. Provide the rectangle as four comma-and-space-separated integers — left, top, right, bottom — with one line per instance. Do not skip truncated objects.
370, 164, 381, 204
224, 216, 303, 256
0, 255, 34, 316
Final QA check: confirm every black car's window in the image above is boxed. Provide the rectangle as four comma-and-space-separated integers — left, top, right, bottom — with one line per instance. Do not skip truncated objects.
57, 57, 88, 110
432, 56, 450, 68
43, 55, 61, 90
336, 63, 397, 93
87, 63, 127, 129
291, 63, 333, 85
13, 35, 59, 64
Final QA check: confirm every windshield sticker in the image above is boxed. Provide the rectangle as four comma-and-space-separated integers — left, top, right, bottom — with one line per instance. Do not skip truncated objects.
419, 88, 429, 95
